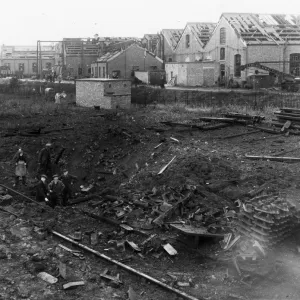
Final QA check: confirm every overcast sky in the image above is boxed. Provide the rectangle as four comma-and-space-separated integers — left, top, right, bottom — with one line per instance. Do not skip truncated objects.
0, 0, 299, 46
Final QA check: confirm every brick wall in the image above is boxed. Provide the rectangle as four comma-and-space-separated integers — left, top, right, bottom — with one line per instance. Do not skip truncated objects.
76, 79, 131, 109
65, 55, 98, 77
1, 58, 55, 76
165, 61, 216, 86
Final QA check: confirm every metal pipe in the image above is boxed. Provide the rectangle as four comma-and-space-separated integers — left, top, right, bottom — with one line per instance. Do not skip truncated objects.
51, 230, 201, 300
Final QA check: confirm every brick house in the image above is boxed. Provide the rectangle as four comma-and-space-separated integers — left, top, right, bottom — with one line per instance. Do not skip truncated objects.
174, 23, 216, 62
91, 43, 163, 79
204, 13, 300, 85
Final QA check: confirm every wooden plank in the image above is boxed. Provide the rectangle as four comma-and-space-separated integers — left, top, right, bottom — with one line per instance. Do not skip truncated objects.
247, 125, 281, 134
170, 224, 224, 238
152, 192, 193, 226
245, 154, 300, 162
221, 130, 260, 139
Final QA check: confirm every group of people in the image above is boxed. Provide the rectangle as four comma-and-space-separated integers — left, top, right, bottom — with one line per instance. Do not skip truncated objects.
13, 143, 77, 208
36, 170, 77, 208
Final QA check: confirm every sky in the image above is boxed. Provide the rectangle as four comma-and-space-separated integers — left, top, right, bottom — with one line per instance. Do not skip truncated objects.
0, 0, 299, 46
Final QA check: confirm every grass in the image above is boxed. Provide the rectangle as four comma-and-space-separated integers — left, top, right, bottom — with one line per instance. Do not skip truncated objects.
0, 95, 76, 117
148, 102, 278, 123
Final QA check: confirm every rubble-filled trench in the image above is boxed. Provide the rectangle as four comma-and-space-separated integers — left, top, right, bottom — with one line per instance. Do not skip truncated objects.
2, 103, 300, 300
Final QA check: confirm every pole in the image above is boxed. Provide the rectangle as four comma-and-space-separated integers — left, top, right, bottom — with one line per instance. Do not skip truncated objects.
36, 40, 39, 78
51, 230, 200, 300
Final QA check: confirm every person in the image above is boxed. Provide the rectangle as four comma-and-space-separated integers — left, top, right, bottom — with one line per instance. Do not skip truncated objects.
48, 174, 65, 208
60, 169, 78, 206
13, 148, 27, 187
58, 74, 62, 83
38, 143, 52, 178
36, 174, 49, 203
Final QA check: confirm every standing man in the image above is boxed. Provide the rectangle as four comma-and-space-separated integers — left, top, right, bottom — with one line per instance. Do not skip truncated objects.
36, 174, 49, 203
38, 143, 52, 178
60, 169, 78, 206
13, 148, 27, 187
48, 174, 65, 208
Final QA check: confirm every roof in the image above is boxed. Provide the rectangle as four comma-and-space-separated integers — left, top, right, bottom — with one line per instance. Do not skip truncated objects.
95, 43, 163, 63
222, 13, 300, 44
76, 78, 131, 82
186, 23, 216, 46
161, 29, 183, 50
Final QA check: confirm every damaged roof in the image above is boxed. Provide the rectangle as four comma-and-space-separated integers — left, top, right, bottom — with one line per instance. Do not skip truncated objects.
186, 23, 216, 46
161, 29, 183, 50
95, 43, 162, 63
223, 13, 300, 44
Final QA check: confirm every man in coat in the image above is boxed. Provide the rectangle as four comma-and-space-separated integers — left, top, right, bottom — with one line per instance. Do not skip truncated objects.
48, 174, 65, 208
38, 143, 52, 178
13, 148, 27, 186
36, 174, 49, 203
60, 169, 78, 206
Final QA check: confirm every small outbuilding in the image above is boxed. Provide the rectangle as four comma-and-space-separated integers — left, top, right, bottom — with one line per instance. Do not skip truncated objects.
76, 78, 131, 109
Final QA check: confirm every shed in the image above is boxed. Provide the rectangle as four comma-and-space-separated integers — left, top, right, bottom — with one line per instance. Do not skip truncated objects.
76, 78, 131, 109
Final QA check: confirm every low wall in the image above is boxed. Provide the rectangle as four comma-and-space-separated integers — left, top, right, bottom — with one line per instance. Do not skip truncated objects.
131, 86, 300, 108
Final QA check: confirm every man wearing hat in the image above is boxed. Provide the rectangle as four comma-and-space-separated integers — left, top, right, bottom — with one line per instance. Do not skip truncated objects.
36, 174, 49, 203
12, 148, 27, 187
60, 169, 78, 206
48, 174, 65, 208
38, 143, 52, 178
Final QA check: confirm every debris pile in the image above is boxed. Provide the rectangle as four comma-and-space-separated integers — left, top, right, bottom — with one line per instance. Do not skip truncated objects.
235, 194, 299, 246
271, 107, 300, 135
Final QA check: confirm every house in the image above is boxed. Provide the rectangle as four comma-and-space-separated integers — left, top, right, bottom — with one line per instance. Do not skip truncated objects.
160, 29, 183, 62
0, 45, 55, 77
174, 22, 216, 62
204, 13, 300, 86
76, 78, 131, 109
91, 43, 163, 79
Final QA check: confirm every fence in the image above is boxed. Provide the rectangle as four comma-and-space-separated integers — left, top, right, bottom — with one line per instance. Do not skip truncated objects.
131, 87, 300, 110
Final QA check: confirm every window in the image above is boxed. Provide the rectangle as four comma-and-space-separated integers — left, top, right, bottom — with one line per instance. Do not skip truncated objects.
98, 67, 101, 77
78, 67, 82, 75
132, 66, 139, 71
220, 48, 225, 60
186, 34, 190, 48
112, 70, 120, 78
19, 63, 24, 72
290, 53, 300, 76
88, 67, 91, 74
123, 83, 127, 87
168, 58, 172, 62
103, 67, 105, 78
234, 54, 241, 77
220, 27, 226, 44
108, 83, 112, 88
150, 66, 158, 70
32, 62, 37, 73
46, 62, 52, 69
5, 63, 11, 69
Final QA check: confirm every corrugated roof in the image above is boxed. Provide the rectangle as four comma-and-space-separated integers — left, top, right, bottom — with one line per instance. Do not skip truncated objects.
223, 13, 300, 44
187, 23, 216, 46
161, 29, 183, 49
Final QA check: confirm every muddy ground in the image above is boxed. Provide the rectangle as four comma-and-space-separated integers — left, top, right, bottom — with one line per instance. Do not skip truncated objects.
1, 97, 300, 300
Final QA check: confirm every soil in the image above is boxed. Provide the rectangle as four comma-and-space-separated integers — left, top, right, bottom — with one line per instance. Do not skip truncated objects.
1, 97, 300, 300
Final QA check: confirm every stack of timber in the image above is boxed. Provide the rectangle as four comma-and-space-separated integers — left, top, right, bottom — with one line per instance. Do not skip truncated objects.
236, 194, 299, 246
271, 107, 300, 135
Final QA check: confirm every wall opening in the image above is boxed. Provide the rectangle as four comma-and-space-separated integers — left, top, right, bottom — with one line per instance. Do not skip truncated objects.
220, 47, 225, 60
290, 53, 300, 76
220, 27, 226, 45
186, 34, 190, 48
234, 54, 241, 77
